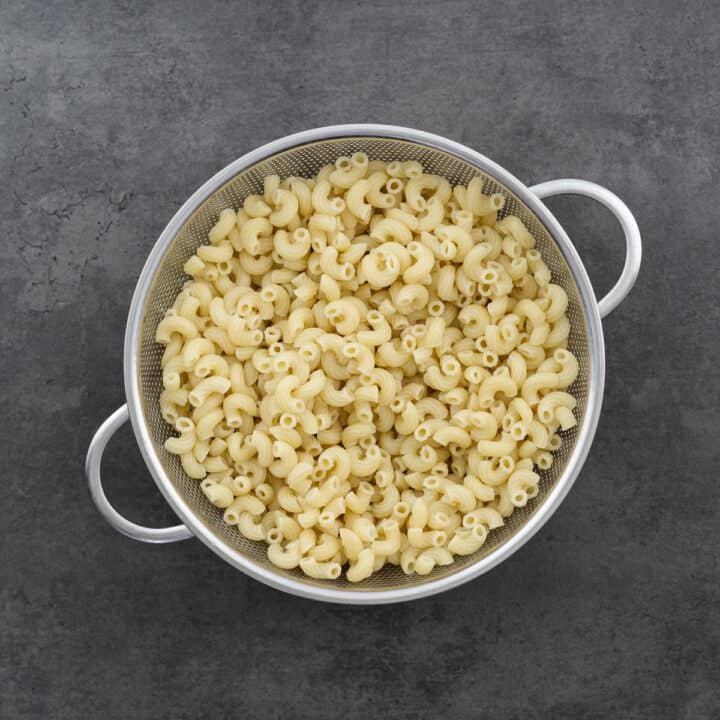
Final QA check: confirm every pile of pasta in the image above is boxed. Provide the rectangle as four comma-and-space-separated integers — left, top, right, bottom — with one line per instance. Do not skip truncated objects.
156, 154, 579, 582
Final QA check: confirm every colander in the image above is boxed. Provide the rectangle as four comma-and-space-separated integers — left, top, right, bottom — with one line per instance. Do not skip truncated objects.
86, 124, 641, 604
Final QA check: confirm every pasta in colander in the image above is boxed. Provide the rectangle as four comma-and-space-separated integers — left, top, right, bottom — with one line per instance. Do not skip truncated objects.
155, 154, 578, 582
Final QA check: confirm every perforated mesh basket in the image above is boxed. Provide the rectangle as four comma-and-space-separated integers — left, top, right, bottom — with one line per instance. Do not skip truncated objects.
86, 125, 643, 603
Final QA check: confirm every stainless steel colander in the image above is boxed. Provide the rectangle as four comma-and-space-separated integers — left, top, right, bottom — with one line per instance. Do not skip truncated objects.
86, 125, 641, 604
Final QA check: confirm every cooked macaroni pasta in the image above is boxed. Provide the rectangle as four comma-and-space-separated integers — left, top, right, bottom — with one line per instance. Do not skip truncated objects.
157, 157, 579, 582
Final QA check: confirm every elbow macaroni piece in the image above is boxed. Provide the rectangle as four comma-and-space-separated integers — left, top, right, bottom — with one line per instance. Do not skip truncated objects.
156, 158, 579, 582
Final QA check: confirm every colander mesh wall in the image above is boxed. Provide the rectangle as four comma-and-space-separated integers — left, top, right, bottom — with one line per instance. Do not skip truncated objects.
137, 137, 590, 592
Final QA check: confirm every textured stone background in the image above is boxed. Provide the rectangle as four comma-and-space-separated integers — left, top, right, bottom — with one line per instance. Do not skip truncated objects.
1, 1, 718, 718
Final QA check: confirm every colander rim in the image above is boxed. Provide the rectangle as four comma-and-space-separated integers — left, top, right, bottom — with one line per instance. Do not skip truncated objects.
123, 124, 605, 604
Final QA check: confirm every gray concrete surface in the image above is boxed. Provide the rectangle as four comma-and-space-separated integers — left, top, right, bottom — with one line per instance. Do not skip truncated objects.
1, 1, 718, 718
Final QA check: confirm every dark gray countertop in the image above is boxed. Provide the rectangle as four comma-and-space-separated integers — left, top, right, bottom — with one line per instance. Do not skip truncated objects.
2, 2, 718, 718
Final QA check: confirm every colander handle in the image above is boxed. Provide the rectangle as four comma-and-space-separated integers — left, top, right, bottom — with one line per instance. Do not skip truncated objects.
529, 179, 642, 318
86, 405, 194, 543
